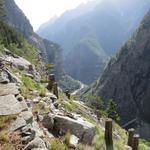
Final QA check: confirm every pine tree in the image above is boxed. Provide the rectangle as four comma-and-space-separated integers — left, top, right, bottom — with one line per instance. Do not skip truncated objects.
106, 99, 120, 122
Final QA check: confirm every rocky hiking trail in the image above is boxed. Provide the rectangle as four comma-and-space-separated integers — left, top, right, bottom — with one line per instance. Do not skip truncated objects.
0, 49, 146, 150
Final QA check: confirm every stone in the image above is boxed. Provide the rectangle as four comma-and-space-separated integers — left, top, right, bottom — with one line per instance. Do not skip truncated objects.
24, 137, 47, 150
0, 94, 23, 115
21, 125, 36, 144
4, 69, 22, 86
42, 115, 54, 130
10, 117, 26, 131
4, 55, 31, 70
124, 145, 132, 150
19, 111, 33, 124
16, 94, 24, 101
69, 135, 79, 148
45, 92, 57, 101
54, 115, 96, 144
0, 83, 19, 96
19, 100, 28, 111
33, 97, 41, 103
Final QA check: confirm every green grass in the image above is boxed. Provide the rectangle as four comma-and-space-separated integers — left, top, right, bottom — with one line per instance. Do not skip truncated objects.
0, 144, 15, 150
92, 127, 105, 149
0, 132, 9, 143
0, 115, 17, 130
20, 75, 47, 98
49, 138, 68, 150
33, 102, 51, 115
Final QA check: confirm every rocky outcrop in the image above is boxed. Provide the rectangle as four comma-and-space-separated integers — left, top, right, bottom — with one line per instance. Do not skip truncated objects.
91, 10, 150, 139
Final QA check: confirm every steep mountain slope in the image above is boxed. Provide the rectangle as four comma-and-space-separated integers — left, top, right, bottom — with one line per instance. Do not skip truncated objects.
4, 0, 64, 77
37, 0, 150, 84
90, 10, 150, 140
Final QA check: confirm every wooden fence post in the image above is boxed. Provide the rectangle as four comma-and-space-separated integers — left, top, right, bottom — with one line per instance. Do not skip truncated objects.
47, 74, 55, 91
65, 90, 71, 99
53, 82, 59, 98
105, 118, 113, 146
127, 128, 135, 147
132, 134, 139, 150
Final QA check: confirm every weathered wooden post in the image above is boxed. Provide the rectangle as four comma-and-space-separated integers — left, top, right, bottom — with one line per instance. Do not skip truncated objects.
132, 134, 139, 150
105, 118, 113, 147
47, 74, 55, 91
127, 128, 135, 147
53, 82, 59, 98
65, 90, 71, 99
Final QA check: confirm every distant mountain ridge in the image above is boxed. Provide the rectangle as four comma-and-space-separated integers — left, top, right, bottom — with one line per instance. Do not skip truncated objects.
37, 0, 150, 84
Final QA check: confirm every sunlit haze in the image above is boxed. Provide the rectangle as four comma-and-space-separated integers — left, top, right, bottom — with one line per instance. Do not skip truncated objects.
14, 0, 91, 31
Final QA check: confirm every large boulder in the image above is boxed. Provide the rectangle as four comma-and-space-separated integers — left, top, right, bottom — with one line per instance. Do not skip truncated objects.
0, 83, 19, 96
0, 94, 23, 115
53, 115, 96, 144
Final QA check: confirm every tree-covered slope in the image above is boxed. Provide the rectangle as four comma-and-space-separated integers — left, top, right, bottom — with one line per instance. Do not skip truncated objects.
89, 10, 150, 140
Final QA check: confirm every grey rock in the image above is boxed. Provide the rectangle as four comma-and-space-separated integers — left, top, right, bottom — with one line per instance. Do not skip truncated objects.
0, 94, 23, 115
24, 137, 47, 150
19, 100, 28, 111
69, 135, 79, 148
22, 135, 34, 144
124, 145, 132, 150
19, 111, 33, 124
54, 115, 96, 144
45, 92, 57, 101
4, 55, 31, 70
42, 115, 54, 130
0, 83, 19, 96
4, 69, 22, 86
10, 117, 26, 131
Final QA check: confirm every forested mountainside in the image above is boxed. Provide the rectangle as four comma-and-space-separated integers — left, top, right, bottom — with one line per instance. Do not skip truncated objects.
88, 9, 150, 140
37, 0, 150, 84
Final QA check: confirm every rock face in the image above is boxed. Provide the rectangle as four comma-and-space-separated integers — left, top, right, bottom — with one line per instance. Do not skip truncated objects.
54, 115, 96, 144
0, 83, 19, 96
0, 94, 23, 115
4, 0, 65, 78
92, 10, 150, 137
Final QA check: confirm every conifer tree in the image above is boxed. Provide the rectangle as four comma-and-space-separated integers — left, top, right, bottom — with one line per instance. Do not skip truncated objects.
106, 99, 120, 122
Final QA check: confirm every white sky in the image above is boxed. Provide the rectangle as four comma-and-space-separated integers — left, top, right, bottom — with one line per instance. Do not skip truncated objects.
14, 0, 90, 31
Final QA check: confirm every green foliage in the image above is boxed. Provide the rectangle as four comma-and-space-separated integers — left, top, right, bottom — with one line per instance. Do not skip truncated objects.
86, 94, 104, 110
49, 138, 68, 150
0, 144, 15, 150
0, 21, 39, 65
0, 132, 9, 142
92, 127, 105, 149
59, 75, 80, 92
33, 102, 51, 114
45, 63, 55, 74
106, 99, 120, 122
63, 131, 71, 147
20, 75, 47, 98
0, 0, 5, 18
77, 144, 94, 150
0, 115, 17, 130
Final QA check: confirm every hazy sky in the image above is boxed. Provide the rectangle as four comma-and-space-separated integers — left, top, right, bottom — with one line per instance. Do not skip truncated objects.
14, 0, 90, 31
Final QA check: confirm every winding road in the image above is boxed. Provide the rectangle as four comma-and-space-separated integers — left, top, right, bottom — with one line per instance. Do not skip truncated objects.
71, 82, 85, 95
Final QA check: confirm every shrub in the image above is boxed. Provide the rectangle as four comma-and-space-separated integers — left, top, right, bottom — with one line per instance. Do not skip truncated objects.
106, 99, 120, 122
